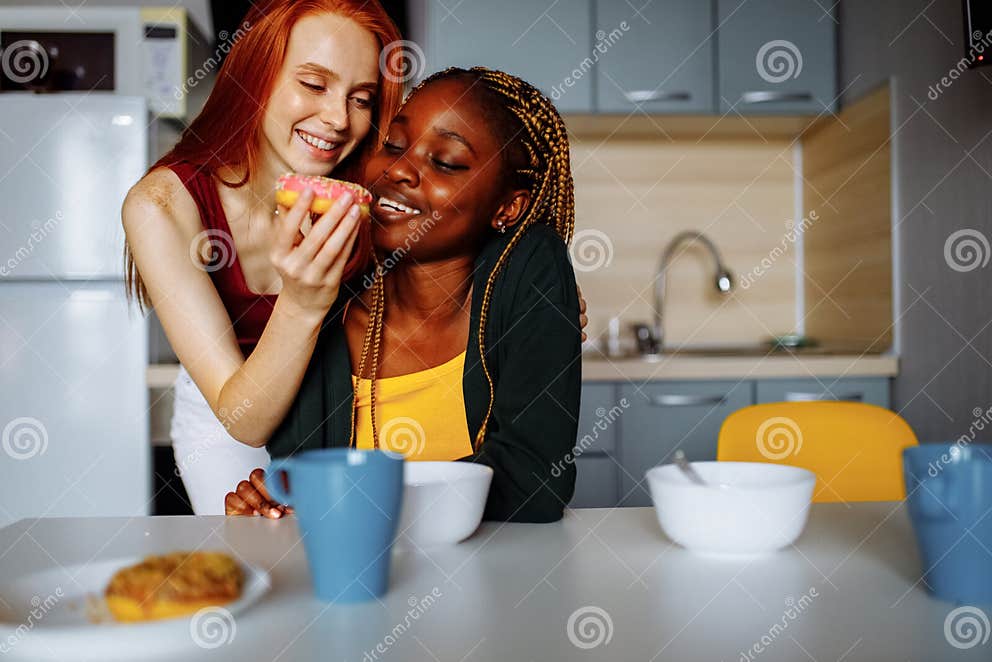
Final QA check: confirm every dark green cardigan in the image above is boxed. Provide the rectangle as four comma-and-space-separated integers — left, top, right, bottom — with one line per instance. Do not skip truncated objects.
267, 224, 582, 523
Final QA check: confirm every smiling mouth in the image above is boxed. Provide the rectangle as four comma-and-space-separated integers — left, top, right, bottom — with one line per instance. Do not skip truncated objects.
295, 129, 342, 152
376, 196, 421, 215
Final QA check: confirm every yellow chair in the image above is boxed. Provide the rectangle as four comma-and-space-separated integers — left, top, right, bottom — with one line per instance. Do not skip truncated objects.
716, 401, 918, 503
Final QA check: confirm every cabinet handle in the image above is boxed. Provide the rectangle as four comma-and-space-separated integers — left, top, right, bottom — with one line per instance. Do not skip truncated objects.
784, 392, 863, 402
740, 91, 813, 104
623, 90, 692, 103
649, 394, 726, 407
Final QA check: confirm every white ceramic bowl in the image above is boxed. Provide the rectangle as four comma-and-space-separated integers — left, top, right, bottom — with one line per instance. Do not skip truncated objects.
398, 462, 493, 547
646, 461, 816, 556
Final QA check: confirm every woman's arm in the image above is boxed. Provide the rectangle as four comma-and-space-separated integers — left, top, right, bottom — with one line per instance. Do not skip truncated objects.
459, 229, 583, 523
122, 168, 360, 447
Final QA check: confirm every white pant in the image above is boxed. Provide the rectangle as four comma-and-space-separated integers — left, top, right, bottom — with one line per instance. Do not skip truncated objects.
170, 365, 270, 515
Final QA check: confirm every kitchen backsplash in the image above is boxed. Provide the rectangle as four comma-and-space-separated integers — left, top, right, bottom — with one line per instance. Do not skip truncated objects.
569, 132, 799, 347
802, 85, 893, 351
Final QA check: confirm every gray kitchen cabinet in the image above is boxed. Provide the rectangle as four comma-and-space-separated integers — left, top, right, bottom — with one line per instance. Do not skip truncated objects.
569, 375, 890, 509
756, 377, 891, 409
716, 0, 836, 114
617, 380, 753, 507
575, 383, 620, 453
570, 454, 619, 509
413, 0, 594, 113
567, 384, 621, 508
595, 0, 714, 113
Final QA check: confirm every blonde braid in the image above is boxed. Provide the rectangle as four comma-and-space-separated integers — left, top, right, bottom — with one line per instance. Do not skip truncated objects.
348, 255, 385, 448
367, 261, 385, 446
440, 68, 576, 450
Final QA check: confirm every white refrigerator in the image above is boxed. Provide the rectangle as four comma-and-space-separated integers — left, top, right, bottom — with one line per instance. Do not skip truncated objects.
0, 94, 150, 527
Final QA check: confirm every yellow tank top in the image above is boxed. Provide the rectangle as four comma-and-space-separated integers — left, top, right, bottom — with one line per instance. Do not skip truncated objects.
351, 351, 473, 461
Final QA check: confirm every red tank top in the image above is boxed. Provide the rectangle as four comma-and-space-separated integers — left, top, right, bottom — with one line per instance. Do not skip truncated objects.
168, 162, 277, 357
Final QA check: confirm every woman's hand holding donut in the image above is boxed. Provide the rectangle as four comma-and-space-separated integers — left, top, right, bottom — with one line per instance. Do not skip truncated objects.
270, 187, 363, 321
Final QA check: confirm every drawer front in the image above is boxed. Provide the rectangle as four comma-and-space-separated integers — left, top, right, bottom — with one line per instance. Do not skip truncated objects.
618, 381, 753, 507
575, 383, 622, 453
569, 454, 619, 509
756, 378, 890, 409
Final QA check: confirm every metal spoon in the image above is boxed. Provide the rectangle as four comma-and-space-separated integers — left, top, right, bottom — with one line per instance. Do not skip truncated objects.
673, 450, 707, 486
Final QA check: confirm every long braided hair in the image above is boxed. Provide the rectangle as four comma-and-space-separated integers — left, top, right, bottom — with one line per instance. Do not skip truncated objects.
350, 66, 575, 453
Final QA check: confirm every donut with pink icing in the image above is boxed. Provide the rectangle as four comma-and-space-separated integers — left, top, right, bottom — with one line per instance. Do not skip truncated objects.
275, 173, 372, 216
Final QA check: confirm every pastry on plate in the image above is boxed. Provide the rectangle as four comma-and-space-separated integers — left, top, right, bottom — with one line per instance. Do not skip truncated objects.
104, 551, 244, 622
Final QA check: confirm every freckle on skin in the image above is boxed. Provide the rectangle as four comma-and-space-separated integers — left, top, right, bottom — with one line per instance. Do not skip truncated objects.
145, 182, 176, 209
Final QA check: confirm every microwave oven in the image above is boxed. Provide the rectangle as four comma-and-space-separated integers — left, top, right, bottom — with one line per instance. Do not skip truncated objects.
0, 6, 206, 119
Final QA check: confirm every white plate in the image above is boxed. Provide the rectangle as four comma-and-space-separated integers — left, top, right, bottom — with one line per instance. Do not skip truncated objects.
0, 555, 270, 660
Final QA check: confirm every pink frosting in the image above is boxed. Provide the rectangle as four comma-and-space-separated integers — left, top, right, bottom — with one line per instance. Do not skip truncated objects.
276, 174, 372, 204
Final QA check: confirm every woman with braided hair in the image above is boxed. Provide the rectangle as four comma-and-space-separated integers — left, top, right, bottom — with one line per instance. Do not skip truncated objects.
225, 67, 583, 522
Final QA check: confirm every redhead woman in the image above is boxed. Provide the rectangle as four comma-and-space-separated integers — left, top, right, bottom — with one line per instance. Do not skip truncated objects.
226, 67, 582, 523
122, 0, 405, 514
123, 0, 587, 514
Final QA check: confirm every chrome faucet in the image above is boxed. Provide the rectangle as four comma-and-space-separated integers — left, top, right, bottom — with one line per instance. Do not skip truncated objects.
634, 231, 733, 355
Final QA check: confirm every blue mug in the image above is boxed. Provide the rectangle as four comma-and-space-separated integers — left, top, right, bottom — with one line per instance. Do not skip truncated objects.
903, 443, 992, 605
267, 449, 404, 603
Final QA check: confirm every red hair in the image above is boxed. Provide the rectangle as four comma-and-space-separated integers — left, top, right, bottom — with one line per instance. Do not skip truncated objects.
126, 0, 403, 308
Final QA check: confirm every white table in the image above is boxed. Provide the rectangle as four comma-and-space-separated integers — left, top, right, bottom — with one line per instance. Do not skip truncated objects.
0, 504, 988, 661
